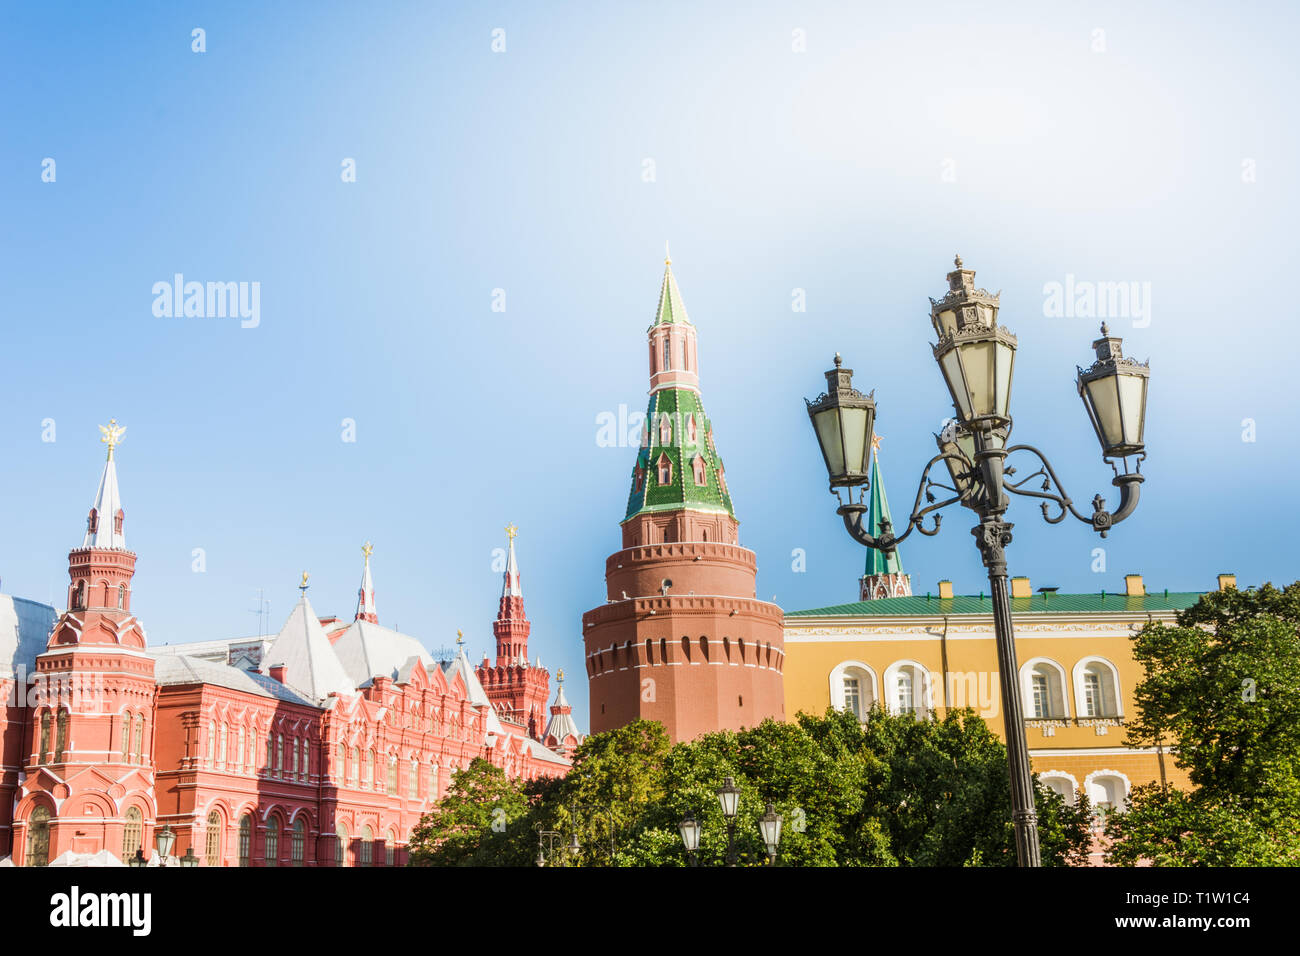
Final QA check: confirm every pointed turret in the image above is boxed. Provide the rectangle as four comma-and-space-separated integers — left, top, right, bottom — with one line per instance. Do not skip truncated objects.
543, 669, 583, 756
477, 526, 550, 739
859, 440, 913, 601
83, 419, 127, 549
625, 255, 736, 535
355, 542, 378, 623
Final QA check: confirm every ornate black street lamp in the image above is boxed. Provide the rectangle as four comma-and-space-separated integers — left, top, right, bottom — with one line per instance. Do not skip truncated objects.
716, 776, 740, 867
758, 804, 783, 866
678, 813, 701, 867
805, 257, 1151, 867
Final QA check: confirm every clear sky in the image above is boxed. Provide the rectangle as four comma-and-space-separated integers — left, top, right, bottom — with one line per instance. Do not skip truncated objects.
2, 1, 1297, 733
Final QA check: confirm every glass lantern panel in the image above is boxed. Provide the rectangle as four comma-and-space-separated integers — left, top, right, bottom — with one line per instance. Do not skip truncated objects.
940, 349, 972, 420
840, 406, 870, 476
961, 340, 996, 417
1085, 376, 1123, 450
813, 408, 845, 478
1118, 373, 1146, 447
994, 342, 1015, 418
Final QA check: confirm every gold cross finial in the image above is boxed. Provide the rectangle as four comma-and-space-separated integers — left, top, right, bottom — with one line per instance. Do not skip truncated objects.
505, 523, 518, 541
362, 541, 373, 561
299, 571, 310, 592
98, 419, 126, 461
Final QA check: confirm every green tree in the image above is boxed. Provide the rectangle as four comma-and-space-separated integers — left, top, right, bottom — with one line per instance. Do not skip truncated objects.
406, 758, 531, 866
1107, 582, 1300, 865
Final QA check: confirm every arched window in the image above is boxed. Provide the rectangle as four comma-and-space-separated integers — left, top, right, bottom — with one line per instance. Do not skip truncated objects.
132, 715, 143, 764
884, 661, 931, 717
844, 676, 862, 716
205, 811, 223, 867
687, 414, 697, 443
360, 826, 373, 866
662, 336, 671, 371
26, 806, 51, 867
659, 412, 672, 445
265, 816, 280, 868
429, 763, 439, 801
1085, 770, 1131, 815
1073, 658, 1122, 718
207, 721, 216, 762
120, 714, 131, 762
657, 454, 672, 485
276, 733, 283, 775
364, 750, 374, 789
336, 823, 349, 867
830, 661, 881, 718
1020, 658, 1070, 719
265, 734, 273, 773
38, 711, 51, 764
292, 817, 305, 866
122, 806, 143, 862
236, 726, 245, 772
387, 754, 398, 795
409, 757, 419, 799
386, 830, 397, 866
337, 743, 346, 780
1039, 772, 1079, 806
238, 814, 252, 867
118, 584, 126, 609
350, 747, 360, 787
72, 581, 85, 610
290, 736, 298, 777
218, 723, 228, 767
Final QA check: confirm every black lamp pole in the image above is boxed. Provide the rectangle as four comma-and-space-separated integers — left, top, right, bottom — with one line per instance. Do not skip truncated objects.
806, 258, 1151, 867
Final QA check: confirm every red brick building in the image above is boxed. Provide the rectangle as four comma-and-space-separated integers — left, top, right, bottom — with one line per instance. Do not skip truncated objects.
1, 430, 572, 866
582, 257, 786, 742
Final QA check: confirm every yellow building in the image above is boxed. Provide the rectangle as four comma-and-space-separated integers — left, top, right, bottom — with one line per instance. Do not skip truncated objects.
783, 569, 1242, 811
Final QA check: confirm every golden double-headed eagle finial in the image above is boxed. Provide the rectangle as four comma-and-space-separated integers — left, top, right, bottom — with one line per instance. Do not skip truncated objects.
505, 524, 518, 540
557, 668, 565, 683
456, 629, 464, 645
362, 541, 374, 561
98, 419, 126, 461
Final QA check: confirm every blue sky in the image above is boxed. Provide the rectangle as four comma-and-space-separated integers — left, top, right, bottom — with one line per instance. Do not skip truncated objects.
2, 1, 1297, 732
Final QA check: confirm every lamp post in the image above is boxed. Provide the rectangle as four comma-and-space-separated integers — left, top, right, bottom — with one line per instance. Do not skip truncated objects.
535, 828, 579, 867
758, 804, 783, 866
678, 813, 701, 867
804, 257, 1150, 867
154, 824, 177, 868
715, 776, 740, 867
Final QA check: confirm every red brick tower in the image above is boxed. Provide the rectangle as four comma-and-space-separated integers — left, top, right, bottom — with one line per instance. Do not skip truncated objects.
476, 526, 550, 739
582, 255, 785, 743
14, 421, 158, 865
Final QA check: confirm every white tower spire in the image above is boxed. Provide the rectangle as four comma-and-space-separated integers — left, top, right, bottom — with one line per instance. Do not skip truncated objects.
355, 541, 378, 623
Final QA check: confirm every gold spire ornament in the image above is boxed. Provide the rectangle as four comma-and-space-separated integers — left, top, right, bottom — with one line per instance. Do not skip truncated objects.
299, 571, 310, 592
362, 541, 374, 561
665, 241, 671, 265
505, 524, 518, 540
556, 668, 564, 682
98, 419, 126, 461
456, 629, 464, 645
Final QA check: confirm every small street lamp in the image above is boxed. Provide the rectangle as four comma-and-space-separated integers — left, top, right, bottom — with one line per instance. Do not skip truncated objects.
715, 776, 741, 867
154, 825, 176, 868
678, 813, 701, 867
180, 847, 199, 868
805, 257, 1151, 867
128, 848, 146, 868
758, 804, 783, 866
535, 828, 578, 867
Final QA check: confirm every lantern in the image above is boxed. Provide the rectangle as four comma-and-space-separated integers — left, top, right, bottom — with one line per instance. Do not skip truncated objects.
805, 355, 875, 488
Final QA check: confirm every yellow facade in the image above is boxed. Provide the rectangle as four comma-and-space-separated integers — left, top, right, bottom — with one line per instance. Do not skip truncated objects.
782, 577, 1207, 810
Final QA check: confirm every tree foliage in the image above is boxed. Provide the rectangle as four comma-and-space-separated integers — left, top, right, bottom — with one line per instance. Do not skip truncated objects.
1106, 582, 1300, 866
407, 709, 1091, 866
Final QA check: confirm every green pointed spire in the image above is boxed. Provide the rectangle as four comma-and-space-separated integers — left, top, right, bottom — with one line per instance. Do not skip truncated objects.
625, 258, 734, 523
650, 257, 692, 328
865, 445, 904, 577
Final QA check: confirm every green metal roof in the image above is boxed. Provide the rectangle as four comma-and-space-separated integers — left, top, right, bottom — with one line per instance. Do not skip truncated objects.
787, 591, 1206, 618
865, 449, 904, 577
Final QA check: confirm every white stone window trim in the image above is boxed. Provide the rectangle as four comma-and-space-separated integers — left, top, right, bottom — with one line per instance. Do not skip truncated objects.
1036, 770, 1080, 805
1072, 656, 1123, 718
1083, 768, 1132, 811
828, 660, 879, 717
882, 659, 935, 715
1018, 657, 1072, 720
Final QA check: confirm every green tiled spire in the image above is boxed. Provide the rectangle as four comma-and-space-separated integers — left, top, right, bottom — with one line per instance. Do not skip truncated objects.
624, 388, 735, 521
651, 256, 691, 328
865, 446, 904, 577
624, 260, 734, 522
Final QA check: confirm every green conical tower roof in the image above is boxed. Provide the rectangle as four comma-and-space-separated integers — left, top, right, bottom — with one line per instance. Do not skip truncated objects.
624, 260, 735, 523
865, 445, 905, 577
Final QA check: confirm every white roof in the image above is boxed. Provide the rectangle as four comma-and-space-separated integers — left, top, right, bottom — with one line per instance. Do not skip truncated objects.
441, 647, 492, 709
82, 457, 126, 549
544, 682, 582, 744
0, 595, 57, 679
151, 652, 318, 706
265, 594, 355, 702
332, 619, 435, 687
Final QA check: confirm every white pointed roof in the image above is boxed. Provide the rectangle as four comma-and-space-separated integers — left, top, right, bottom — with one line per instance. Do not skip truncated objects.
356, 549, 377, 620
502, 531, 522, 598
332, 619, 435, 687
544, 678, 581, 744
83, 457, 125, 549
265, 593, 355, 701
